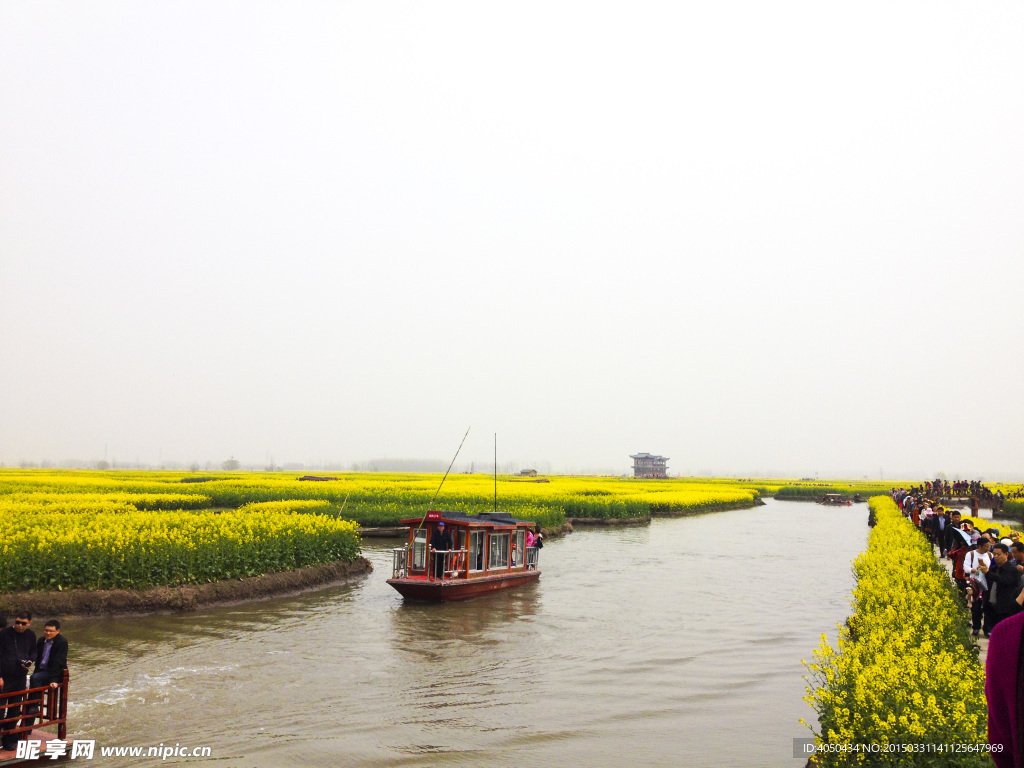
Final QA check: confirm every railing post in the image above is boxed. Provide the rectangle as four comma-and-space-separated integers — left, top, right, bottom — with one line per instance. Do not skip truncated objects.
58, 670, 68, 741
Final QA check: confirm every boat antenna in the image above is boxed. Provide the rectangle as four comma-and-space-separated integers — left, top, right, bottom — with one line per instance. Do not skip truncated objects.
417, 426, 471, 531
494, 433, 497, 514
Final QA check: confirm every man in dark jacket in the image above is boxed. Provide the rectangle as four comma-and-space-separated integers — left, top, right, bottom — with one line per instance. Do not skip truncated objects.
981, 544, 1022, 631
1011, 542, 1024, 591
0, 611, 36, 751
941, 511, 963, 558
30, 621, 67, 690
23, 620, 68, 731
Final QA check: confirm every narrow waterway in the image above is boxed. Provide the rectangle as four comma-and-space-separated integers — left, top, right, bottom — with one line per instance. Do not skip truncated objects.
62, 499, 866, 766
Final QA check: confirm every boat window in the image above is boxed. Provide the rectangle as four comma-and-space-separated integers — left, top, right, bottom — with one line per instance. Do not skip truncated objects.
469, 530, 485, 572
412, 529, 427, 570
489, 532, 510, 569
513, 530, 526, 566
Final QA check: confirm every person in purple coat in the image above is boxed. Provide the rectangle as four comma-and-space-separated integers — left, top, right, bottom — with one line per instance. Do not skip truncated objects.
986, 611, 1024, 766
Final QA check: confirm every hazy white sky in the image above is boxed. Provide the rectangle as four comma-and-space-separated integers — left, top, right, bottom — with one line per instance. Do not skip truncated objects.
2, 2, 1023, 477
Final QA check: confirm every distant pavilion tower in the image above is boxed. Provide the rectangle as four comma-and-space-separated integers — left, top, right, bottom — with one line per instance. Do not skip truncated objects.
630, 452, 669, 479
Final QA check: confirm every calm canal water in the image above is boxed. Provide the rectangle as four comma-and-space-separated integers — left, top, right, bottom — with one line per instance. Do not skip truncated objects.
62, 499, 866, 766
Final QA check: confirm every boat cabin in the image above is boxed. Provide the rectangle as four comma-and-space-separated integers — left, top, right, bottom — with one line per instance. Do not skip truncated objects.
387, 510, 541, 601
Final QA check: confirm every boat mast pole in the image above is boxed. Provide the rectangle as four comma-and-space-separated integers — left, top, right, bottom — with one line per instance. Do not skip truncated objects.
494, 433, 497, 514
417, 426, 470, 531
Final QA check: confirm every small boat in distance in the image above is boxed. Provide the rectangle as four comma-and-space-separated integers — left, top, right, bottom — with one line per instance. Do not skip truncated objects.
387, 510, 541, 601
819, 493, 853, 506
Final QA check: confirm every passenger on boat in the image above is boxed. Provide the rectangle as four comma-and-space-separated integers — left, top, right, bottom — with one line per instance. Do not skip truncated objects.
0, 611, 36, 752
429, 522, 453, 579
31, 621, 67, 690
23, 620, 68, 731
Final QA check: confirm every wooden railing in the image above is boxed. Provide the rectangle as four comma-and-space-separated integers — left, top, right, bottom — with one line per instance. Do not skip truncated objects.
0, 669, 69, 742
430, 549, 467, 580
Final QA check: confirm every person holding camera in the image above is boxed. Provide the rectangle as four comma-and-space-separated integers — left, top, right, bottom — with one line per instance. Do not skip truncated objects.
0, 611, 36, 751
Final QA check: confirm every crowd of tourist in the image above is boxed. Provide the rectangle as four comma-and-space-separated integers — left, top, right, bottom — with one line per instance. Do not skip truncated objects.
892, 485, 1024, 767
892, 486, 1022, 636
911, 478, 1016, 509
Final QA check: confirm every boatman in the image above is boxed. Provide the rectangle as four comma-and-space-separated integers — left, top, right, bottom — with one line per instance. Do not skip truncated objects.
430, 522, 453, 580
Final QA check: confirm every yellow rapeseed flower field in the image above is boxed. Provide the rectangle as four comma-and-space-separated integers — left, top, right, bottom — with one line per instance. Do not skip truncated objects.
0, 468, 764, 592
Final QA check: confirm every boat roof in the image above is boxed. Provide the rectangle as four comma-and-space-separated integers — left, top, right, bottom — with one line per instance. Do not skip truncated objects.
400, 510, 535, 528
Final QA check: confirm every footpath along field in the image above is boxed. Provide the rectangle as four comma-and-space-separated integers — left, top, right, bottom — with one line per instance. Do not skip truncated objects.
803, 495, 988, 767
0, 469, 771, 595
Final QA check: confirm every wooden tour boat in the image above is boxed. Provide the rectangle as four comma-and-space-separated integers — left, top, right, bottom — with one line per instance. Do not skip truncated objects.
387, 510, 541, 601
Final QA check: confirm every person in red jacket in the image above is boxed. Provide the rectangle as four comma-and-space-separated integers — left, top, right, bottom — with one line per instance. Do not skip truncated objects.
950, 540, 970, 597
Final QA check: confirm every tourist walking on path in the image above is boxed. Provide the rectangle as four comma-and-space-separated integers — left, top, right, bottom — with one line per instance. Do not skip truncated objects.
950, 532, 971, 597
966, 537, 994, 637
982, 544, 1023, 631
941, 510, 962, 558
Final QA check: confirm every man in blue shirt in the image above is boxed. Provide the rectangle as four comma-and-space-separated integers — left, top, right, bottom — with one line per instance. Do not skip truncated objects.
31, 621, 68, 690
22, 620, 68, 735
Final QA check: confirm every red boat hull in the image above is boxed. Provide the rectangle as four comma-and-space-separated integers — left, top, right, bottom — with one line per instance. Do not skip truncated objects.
387, 570, 540, 601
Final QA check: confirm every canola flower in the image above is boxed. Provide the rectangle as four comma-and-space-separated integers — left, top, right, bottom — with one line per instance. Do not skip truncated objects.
1, 492, 212, 512
802, 496, 987, 767
0, 505, 360, 592
0, 468, 768, 529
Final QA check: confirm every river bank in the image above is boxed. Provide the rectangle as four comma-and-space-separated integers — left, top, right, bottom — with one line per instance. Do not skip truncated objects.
0, 557, 373, 616
568, 496, 763, 525
2, 516, 576, 616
